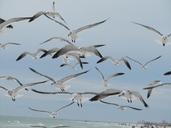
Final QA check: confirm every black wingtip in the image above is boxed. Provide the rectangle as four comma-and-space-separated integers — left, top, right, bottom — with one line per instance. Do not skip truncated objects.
163, 71, 171, 76
97, 57, 105, 63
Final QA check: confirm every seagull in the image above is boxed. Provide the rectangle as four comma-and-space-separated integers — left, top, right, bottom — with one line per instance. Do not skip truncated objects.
0, 75, 23, 86
99, 100, 142, 111
95, 67, 125, 87
0, 80, 47, 101
31, 89, 97, 107
68, 18, 108, 42
52, 44, 105, 59
163, 70, 171, 76
90, 89, 148, 107
0, 17, 31, 32
29, 67, 89, 91
29, 102, 74, 119
97, 56, 131, 70
126, 55, 162, 69
132, 22, 171, 46
40, 36, 73, 45
143, 82, 171, 98
118, 90, 148, 107
16, 49, 48, 61
29, 11, 69, 30
0, 42, 21, 49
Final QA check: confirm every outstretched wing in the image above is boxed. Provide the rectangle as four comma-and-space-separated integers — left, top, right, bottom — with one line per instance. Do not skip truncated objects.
74, 18, 108, 34
29, 107, 50, 113
41, 37, 72, 45
29, 67, 56, 83
144, 55, 162, 67
132, 22, 163, 36
55, 102, 74, 113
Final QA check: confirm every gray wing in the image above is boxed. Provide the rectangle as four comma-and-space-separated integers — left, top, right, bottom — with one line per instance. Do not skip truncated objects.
41, 37, 72, 45
29, 67, 56, 83
132, 22, 163, 36
58, 70, 89, 84
89, 89, 121, 101
95, 67, 105, 80
16, 52, 30, 61
97, 56, 111, 63
99, 100, 142, 110
52, 45, 78, 58
31, 89, 72, 95
107, 72, 125, 81
13, 80, 48, 93
0, 85, 8, 91
126, 56, 143, 66
74, 18, 108, 34
29, 11, 45, 22
131, 91, 148, 107
4, 42, 21, 46
55, 102, 74, 113
144, 83, 171, 90
82, 46, 103, 58
143, 55, 162, 67
0, 17, 31, 29
122, 58, 131, 70
29, 107, 50, 113
44, 13, 70, 30
40, 47, 60, 58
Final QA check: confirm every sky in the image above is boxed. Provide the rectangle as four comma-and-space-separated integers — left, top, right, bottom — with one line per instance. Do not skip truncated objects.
0, 0, 171, 122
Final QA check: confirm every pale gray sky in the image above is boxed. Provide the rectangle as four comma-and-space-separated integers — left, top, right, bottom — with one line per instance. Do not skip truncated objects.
0, 0, 171, 122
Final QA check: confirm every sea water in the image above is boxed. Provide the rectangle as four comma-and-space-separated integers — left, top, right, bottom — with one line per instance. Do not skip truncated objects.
0, 116, 130, 128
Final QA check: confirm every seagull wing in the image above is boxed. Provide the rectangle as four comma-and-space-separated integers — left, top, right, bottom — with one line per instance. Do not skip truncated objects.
0, 85, 8, 91
29, 11, 44, 22
97, 56, 111, 63
55, 102, 74, 113
31, 89, 72, 95
126, 56, 143, 67
122, 58, 132, 70
58, 70, 89, 84
90, 89, 121, 101
131, 91, 148, 107
132, 22, 163, 36
16, 52, 30, 61
107, 72, 125, 81
41, 37, 72, 45
95, 67, 105, 80
143, 55, 162, 67
29, 107, 50, 113
0, 17, 31, 29
74, 18, 108, 34
29, 67, 56, 83
83, 46, 103, 58
52, 44, 78, 58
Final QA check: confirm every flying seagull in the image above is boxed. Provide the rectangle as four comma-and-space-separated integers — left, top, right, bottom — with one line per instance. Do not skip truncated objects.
143, 82, 171, 98
68, 18, 108, 42
16, 49, 47, 61
0, 42, 21, 49
29, 102, 74, 118
95, 67, 125, 87
29, 67, 89, 91
31, 89, 97, 107
126, 55, 162, 69
132, 22, 171, 46
0, 18, 13, 29
0, 80, 47, 101
90, 89, 148, 107
0, 17, 31, 31
97, 56, 131, 70
99, 100, 142, 111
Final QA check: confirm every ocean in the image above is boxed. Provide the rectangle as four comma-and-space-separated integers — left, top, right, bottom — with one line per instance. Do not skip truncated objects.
0, 116, 130, 128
